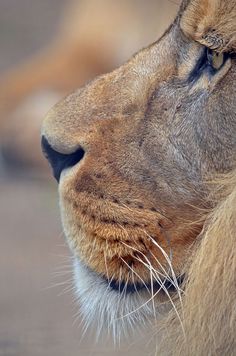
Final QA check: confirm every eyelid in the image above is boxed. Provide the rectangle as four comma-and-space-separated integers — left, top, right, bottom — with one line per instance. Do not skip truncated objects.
188, 47, 229, 83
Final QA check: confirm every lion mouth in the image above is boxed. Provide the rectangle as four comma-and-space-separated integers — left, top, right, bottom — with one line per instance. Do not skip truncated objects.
105, 275, 183, 295
80, 261, 183, 296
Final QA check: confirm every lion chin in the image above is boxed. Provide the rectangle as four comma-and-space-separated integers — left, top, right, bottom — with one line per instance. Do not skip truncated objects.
73, 258, 168, 340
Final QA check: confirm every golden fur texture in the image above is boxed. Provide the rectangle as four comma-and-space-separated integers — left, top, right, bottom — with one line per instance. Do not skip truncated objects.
181, 0, 236, 52
158, 173, 236, 354
42, 0, 236, 354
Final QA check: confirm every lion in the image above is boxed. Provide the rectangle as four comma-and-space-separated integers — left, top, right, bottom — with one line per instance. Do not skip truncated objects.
41, 0, 236, 354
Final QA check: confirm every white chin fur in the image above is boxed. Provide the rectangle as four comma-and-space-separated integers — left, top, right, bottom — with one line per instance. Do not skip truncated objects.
73, 259, 166, 341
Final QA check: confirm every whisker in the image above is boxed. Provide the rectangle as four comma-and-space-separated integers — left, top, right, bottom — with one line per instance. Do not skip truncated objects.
149, 249, 173, 282
120, 256, 150, 294
42, 277, 74, 293
105, 273, 116, 294
131, 267, 142, 299
150, 262, 157, 324
104, 250, 109, 280
116, 277, 163, 321
119, 227, 183, 322
144, 232, 183, 307
57, 281, 76, 297
135, 254, 185, 336
122, 240, 172, 282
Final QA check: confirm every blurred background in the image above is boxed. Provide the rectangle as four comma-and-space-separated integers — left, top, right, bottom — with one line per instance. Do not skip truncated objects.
0, 1, 180, 355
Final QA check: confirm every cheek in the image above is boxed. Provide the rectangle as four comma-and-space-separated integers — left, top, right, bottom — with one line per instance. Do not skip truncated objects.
57, 148, 204, 286
60, 193, 198, 282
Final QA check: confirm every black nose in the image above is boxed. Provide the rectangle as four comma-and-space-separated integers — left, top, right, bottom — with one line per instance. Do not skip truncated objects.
41, 136, 85, 182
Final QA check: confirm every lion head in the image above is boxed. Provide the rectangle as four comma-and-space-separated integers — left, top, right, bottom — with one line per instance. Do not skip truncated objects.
42, 0, 236, 353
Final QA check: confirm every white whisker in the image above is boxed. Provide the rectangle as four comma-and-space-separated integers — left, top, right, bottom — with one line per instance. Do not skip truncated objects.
135, 254, 185, 336
120, 255, 150, 294
144, 232, 184, 307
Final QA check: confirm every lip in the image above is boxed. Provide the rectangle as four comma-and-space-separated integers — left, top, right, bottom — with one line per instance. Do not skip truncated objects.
103, 274, 184, 295
61, 196, 176, 288
78, 260, 183, 296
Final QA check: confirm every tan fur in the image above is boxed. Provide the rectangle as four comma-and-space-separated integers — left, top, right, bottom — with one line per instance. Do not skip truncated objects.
157, 173, 236, 354
42, 0, 236, 354
181, 0, 236, 52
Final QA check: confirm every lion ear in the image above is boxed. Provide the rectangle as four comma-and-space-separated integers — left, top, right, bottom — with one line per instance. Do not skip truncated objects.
180, 0, 236, 52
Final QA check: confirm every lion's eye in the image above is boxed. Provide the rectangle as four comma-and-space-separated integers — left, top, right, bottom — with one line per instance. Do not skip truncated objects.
189, 47, 229, 82
207, 49, 226, 71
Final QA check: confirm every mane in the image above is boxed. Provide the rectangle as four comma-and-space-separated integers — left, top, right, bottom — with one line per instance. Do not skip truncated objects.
158, 170, 236, 355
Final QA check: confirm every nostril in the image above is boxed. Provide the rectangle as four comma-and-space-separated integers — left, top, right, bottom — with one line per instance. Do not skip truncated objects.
41, 136, 85, 182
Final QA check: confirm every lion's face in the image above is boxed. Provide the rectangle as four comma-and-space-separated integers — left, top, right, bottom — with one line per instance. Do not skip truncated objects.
42, 0, 236, 332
